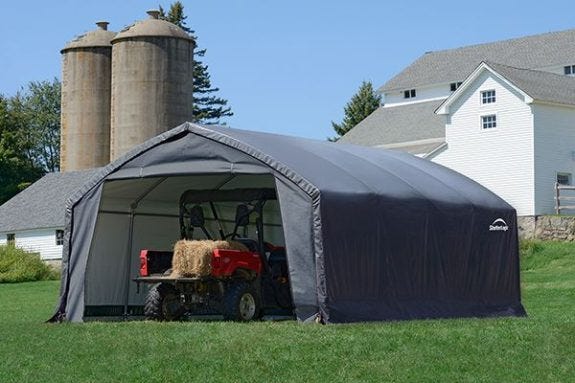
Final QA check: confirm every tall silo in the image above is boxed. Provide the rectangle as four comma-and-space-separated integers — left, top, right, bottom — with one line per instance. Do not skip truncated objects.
61, 22, 116, 172
110, 10, 195, 160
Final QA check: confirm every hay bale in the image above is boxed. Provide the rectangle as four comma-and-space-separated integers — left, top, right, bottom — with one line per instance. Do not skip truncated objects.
171, 240, 249, 277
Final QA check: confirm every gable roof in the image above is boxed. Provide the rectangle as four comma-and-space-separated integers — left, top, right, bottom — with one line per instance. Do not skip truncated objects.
0, 169, 98, 233
338, 99, 446, 149
381, 28, 575, 92
485, 62, 575, 107
437, 61, 575, 114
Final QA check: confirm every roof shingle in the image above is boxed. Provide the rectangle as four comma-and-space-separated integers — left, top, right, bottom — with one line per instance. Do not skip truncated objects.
381, 28, 575, 92
0, 169, 98, 233
485, 61, 575, 106
338, 100, 446, 147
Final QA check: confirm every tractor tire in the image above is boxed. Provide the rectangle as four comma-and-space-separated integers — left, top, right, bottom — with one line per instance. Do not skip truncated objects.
144, 283, 185, 321
223, 281, 261, 321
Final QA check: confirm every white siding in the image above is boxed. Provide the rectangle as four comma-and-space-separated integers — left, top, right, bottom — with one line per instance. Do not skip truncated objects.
434, 71, 535, 215
384, 83, 450, 106
533, 104, 575, 214
0, 228, 64, 260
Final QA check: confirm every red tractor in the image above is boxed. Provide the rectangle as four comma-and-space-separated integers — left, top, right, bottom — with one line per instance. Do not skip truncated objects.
134, 188, 293, 321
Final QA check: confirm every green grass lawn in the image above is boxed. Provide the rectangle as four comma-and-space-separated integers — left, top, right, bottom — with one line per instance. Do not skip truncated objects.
1, 242, 574, 382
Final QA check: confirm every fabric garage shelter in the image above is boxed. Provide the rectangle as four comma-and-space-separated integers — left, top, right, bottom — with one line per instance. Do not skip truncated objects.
52, 123, 525, 323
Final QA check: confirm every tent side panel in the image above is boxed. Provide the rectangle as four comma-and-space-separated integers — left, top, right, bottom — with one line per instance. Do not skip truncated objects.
65, 184, 104, 322
128, 215, 180, 306
83, 214, 181, 316
84, 213, 131, 308
275, 177, 319, 321
319, 192, 525, 322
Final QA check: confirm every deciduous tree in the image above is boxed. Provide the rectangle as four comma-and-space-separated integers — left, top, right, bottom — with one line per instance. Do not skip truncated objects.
0, 95, 43, 204
19, 79, 61, 172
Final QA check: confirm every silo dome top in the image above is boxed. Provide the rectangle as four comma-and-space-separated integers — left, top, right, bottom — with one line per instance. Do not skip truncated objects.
112, 10, 193, 43
61, 22, 116, 52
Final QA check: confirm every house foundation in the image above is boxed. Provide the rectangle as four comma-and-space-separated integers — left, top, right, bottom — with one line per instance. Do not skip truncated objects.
518, 215, 575, 241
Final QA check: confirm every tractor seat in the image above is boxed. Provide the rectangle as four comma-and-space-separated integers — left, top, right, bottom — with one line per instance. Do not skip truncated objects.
267, 245, 286, 264
234, 238, 259, 252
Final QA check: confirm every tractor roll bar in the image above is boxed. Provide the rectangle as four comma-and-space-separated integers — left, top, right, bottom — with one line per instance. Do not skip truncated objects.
179, 188, 277, 205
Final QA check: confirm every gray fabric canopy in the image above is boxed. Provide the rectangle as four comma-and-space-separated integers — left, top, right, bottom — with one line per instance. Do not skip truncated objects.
52, 122, 525, 323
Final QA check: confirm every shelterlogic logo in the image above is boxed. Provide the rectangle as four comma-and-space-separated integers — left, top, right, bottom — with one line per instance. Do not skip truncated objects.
489, 218, 509, 232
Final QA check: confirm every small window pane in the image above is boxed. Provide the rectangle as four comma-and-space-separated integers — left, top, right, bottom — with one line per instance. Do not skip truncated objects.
481, 115, 497, 129
557, 173, 571, 185
56, 230, 64, 246
403, 89, 416, 99
450, 82, 462, 92
565, 66, 572, 75
481, 90, 496, 104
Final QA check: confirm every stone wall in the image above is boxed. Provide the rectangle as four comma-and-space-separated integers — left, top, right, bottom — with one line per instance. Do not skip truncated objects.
518, 215, 575, 241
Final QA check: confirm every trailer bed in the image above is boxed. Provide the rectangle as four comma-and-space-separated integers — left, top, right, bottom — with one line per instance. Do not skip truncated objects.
134, 275, 210, 284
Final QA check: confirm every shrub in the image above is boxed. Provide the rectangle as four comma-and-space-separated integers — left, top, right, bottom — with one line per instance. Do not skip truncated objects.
0, 245, 59, 283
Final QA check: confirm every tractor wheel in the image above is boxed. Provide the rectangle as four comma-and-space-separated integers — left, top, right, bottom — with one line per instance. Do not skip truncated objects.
144, 283, 185, 321
223, 281, 261, 321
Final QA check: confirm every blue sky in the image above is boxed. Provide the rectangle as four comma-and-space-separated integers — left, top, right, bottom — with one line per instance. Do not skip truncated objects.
1, 0, 574, 139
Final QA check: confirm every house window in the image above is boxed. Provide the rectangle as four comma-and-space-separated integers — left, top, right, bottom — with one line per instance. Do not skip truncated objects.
7, 233, 15, 246
403, 89, 416, 99
481, 115, 497, 129
564, 65, 575, 75
557, 173, 572, 185
450, 82, 462, 92
481, 90, 496, 104
55, 230, 64, 246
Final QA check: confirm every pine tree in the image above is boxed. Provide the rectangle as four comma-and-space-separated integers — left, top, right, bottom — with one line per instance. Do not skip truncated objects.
159, 2, 233, 124
331, 81, 381, 141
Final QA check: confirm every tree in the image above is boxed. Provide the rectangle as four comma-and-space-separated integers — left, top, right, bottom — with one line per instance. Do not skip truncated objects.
0, 79, 60, 204
18, 79, 61, 172
330, 81, 381, 141
159, 2, 233, 124
0, 95, 43, 204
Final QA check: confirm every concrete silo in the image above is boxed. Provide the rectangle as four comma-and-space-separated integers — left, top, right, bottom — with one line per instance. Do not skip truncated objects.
110, 10, 195, 160
60, 22, 116, 172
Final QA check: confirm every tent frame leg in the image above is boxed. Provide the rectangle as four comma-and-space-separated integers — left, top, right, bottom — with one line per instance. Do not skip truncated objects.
122, 177, 168, 319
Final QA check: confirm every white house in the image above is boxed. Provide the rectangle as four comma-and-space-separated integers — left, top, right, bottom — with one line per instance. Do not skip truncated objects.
340, 29, 575, 216
0, 169, 97, 263
434, 62, 575, 216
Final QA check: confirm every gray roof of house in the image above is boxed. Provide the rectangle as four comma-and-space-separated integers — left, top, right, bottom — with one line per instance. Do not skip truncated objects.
381, 28, 575, 92
0, 169, 98, 233
485, 61, 575, 106
338, 99, 446, 147
387, 141, 446, 156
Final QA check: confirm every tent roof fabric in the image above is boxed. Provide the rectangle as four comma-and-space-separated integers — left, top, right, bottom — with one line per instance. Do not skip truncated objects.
73, 122, 507, 208
0, 169, 98, 233
56, 123, 525, 324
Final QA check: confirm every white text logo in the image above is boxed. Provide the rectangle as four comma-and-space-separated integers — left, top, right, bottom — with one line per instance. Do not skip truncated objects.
489, 218, 509, 232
